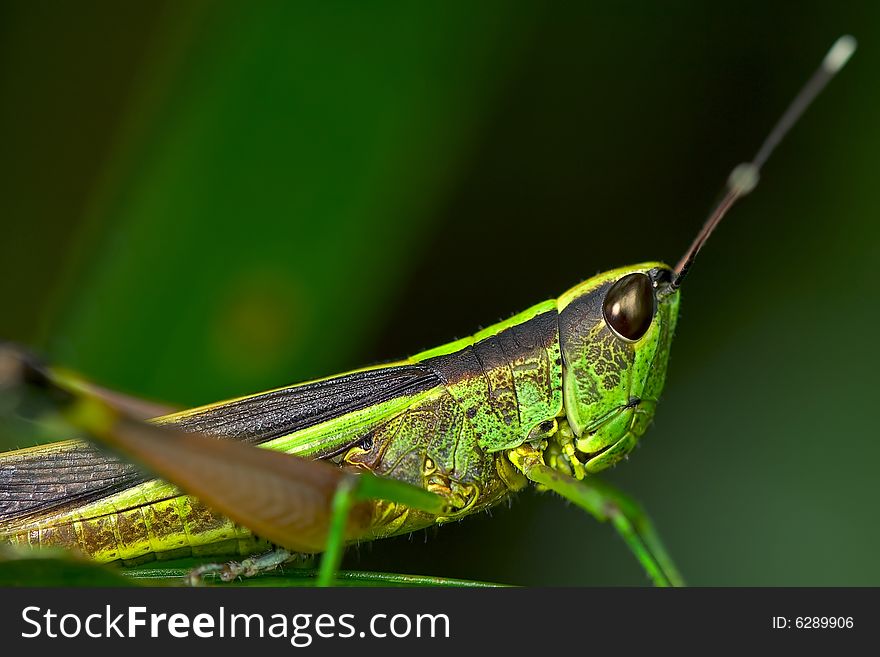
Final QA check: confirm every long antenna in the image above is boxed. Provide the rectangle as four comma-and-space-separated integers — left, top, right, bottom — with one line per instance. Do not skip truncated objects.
671, 35, 857, 289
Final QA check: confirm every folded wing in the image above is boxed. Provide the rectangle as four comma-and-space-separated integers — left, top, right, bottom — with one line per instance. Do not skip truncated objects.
0, 363, 441, 525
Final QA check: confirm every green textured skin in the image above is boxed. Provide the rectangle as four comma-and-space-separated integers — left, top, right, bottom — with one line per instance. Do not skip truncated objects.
557, 264, 680, 472
1, 262, 680, 563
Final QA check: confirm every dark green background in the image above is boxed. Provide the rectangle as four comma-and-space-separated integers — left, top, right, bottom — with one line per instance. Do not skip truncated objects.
2, 1, 877, 585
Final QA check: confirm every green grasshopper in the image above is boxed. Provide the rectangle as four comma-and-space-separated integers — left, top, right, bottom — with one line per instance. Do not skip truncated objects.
0, 36, 855, 587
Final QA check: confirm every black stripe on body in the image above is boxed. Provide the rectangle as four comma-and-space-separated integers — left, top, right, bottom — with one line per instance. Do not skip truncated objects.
165, 364, 440, 443
424, 311, 559, 385
0, 364, 440, 525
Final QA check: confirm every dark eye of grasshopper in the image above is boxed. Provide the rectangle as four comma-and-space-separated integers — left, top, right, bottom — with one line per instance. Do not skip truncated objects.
602, 273, 656, 341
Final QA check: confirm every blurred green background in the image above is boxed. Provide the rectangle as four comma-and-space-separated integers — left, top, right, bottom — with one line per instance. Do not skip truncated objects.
1, 1, 878, 586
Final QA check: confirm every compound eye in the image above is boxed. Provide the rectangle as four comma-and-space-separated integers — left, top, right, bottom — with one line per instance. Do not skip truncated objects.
602, 273, 656, 341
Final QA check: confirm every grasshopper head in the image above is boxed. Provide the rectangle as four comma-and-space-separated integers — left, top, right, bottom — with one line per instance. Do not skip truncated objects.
547, 37, 859, 474
556, 263, 680, 473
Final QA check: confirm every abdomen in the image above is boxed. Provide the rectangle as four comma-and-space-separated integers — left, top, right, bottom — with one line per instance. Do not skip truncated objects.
3, 480, 268, 564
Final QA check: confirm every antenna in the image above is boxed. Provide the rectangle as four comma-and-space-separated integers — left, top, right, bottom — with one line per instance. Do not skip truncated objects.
671, 35, 857, 289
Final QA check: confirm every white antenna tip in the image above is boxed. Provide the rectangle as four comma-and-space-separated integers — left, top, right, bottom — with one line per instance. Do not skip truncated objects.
728, 163, 760, 195
823, 35, 857, 74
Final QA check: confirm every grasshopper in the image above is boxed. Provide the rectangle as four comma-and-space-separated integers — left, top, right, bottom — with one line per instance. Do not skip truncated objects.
0, 36, 855, 587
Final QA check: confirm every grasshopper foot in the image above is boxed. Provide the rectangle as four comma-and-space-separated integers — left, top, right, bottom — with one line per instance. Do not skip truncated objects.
185, 548, 312, 585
